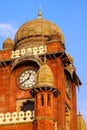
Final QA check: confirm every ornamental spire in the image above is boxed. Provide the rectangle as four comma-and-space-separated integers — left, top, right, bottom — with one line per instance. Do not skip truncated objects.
38, 6, 42, 18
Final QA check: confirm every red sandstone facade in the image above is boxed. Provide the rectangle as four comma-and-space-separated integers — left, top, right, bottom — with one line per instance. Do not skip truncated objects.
0, 12, 81, 130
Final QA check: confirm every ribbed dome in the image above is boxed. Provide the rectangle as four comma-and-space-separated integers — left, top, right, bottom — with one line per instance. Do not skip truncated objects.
14, 17, 64, 50
36, 63, 54, 88
3, 37, 14, 50
77, 112, 87, 130
30, 62, 60, 97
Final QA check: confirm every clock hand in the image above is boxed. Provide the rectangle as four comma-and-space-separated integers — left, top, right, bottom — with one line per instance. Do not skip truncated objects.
21, 73, 31, 84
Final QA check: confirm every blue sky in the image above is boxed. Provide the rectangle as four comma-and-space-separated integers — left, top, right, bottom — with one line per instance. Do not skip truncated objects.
0, 0, 87, 123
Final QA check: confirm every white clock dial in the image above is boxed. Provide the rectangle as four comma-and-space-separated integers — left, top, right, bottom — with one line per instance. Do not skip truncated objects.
18, 68, 37, 90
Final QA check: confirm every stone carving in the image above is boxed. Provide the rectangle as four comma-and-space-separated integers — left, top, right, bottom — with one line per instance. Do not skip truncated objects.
0, 110, 34, 125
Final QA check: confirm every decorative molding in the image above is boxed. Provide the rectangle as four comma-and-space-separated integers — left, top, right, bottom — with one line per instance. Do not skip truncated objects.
30, 86, 60, 97
11, 45, 47, 59
34, 116, 56, 121
0, 110, 34, 125
11, 54, 41, 71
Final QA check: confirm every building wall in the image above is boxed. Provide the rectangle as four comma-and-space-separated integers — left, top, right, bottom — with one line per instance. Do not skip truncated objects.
0, 123, 33, 130
0, 19, 82, 130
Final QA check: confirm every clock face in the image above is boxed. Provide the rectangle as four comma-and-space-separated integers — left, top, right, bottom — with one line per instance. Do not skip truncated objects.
17, 68, 37, 90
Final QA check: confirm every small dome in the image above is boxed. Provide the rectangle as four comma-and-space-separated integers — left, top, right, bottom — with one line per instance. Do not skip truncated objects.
14, 17, 64, 50
37, 63, 54, 88
3, 37, 14, 50
30, 62, 60, 97
77, 112, 87, 130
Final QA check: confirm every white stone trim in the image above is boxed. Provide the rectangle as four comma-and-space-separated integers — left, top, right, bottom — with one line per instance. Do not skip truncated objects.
0, 110, 34, 125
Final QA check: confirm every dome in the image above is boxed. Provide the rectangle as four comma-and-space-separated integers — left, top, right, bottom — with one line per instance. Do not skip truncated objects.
3, 37, 14, 50
30, 62, 60, 97
36, 62, 54, 88
14, 15, 64, 50
77, 112, 87, 130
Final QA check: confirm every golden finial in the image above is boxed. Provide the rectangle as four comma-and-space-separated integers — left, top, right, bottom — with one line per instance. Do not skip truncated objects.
38, 6, 42, 18
78, 109, 81, 115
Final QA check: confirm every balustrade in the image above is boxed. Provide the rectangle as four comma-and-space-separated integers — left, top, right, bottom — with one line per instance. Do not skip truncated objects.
0, 110, 34, 125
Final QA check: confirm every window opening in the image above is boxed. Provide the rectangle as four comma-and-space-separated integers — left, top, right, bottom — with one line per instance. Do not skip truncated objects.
41, 94, 44, 106
21, 100, 34, 112
47, 94, 51, 106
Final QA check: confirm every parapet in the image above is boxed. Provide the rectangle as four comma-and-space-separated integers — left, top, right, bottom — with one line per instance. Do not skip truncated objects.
0, 110, 34, 125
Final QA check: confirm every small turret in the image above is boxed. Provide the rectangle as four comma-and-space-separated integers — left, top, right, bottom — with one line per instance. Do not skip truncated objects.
30, 62, 60, 97
30, 61, 60, 130
3, 37, 14, 50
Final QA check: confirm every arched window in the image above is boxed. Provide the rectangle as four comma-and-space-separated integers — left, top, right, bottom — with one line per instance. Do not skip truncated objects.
47, 94, 51, 106
21, 99, 34, 112
41, 94, 44, 106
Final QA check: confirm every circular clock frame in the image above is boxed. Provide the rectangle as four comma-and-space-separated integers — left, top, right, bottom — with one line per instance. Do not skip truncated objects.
17, 67, 37, 90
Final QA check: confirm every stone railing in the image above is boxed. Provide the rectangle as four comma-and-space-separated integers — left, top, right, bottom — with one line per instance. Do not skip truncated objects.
0, 110, 34, 125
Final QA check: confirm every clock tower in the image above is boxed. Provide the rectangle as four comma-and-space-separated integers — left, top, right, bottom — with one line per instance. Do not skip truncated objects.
0, 11, 81, 130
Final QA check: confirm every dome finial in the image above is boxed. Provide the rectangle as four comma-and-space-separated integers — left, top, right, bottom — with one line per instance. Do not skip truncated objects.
38, 6, 42, 18
78, 109, 81, 115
